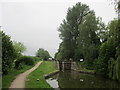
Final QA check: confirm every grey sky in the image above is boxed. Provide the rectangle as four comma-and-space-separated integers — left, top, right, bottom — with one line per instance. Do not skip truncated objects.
0, 0, 117, 57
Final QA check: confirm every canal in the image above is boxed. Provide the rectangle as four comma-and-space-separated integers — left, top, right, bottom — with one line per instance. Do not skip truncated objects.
46, 70, 120, 89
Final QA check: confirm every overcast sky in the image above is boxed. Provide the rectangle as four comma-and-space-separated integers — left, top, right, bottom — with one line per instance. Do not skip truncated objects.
0, 0, 117, 57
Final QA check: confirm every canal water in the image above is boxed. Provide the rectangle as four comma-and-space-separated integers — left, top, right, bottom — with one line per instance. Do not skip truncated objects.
46, 70, 120, 89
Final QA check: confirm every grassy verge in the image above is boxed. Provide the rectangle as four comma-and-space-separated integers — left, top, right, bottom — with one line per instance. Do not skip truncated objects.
26, 61, 57, 88
78, 62, 95, 72
2, 60, 39, 88
79, 66, 95, 72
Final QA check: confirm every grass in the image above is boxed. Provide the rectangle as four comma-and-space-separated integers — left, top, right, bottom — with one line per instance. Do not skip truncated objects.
79, 66, 95, 72
2, 60, 40, 88
78, 62, 95, 72
26, 61, 57, 88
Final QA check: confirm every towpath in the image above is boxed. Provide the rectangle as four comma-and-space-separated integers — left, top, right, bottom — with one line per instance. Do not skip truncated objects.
9, 61, 42, 88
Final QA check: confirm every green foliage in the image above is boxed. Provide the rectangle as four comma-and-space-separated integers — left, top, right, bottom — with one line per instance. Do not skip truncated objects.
13, 41, 26, 58
108, 56, 120, 81
74, 48, 83, 61
15, 56, 35, 69
77, 13, 100, 69
34, 56, 41, 61
95, 37, 116, 75
55, 52, 62, 60
108, 58, 115, 78
55, 43, 64, 60
1, 31, 16, 75
58, 2, 94, 60
116, 56, 120, 81
57, 2, 103, 70
95, 18, 120, 81
36, 48, 50, 60
55, 2, 112, 73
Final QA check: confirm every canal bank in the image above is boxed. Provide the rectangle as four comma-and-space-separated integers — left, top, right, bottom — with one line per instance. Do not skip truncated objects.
72, 69, 95, 75
25, 61, 57, 88
44, 70, 59, 79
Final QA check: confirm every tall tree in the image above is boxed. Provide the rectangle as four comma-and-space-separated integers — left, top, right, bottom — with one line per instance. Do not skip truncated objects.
58, 2, 96, 60
77, 12, 100, 69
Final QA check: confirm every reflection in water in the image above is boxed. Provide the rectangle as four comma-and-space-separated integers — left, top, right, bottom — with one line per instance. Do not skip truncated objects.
46, 70, 120, 89
46, 78, 59, 88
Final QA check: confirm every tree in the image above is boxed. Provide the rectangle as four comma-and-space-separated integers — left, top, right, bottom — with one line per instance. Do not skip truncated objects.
55, 42, 64, 60
58, 2, 99, 61
1, 31, 15, 75
96, 37, 116, 75
94, 1, 120, 81
13, 41, 26, 58
107, 19, 120, 81
36, 48, 50, 60
58, 21, 75, 60
95, 19, 120, 81
77, 12, 100, 68
114, 0, 120, 82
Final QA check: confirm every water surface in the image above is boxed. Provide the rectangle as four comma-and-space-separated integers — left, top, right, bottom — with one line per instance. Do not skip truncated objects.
46, 70, 120, 89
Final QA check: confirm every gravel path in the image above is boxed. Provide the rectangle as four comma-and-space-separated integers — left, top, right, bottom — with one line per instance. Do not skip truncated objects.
9, 61, 42, 88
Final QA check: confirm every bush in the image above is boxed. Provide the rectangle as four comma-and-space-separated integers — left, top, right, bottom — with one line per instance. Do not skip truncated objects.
34, 56, 40, 61
1, 31, 16, 75
15, 56, 35, 69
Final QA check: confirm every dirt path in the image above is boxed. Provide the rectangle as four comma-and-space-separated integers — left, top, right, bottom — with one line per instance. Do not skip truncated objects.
9, 61, 42, 88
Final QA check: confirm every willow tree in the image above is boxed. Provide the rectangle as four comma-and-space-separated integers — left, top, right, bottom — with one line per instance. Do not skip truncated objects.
107, 0, 120, 81
113, 0, 120, 81
108, 19, 120, 81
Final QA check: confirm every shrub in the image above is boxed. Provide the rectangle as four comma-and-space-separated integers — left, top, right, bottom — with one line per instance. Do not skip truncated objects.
1, 31, 16, 75
15, 56, 35, 69
34, 56, 40, 61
